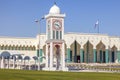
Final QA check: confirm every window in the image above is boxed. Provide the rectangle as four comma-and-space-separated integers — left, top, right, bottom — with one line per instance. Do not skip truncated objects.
48, 31, 50, 39
56, 31, 59, 39
60, 31, 62, 39
53, 31, 55, 39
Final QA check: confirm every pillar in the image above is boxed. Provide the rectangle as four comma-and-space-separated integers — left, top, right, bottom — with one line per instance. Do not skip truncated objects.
62, 43, 65, 70
50, 42, 53, 69
105, 49, 109, 63
45, 44, 48, 68
117, 51, 120, 63
93, 49, 97, 63
7, 59, 9, 69
1, 56, 4, 69
80, 49, 84, 63
29, 60, 31, 70
13, 56, 15, 69
67, 48, 71, 63
74, 41, 77, 62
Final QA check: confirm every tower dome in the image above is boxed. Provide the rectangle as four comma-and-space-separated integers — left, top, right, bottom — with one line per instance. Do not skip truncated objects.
49, 4, 60, 14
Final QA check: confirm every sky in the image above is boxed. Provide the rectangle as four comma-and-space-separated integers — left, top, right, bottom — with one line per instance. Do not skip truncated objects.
0, 0, 120, 37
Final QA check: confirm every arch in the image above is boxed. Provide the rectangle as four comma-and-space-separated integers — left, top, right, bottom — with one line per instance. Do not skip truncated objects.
4, 45, 8, 50
14, 45, 17, 50
96, 41, 106, 50
1, 45, 5, 50
37, 44, 39, 49
53, 44, 59, 58
111, 45, 117, 51
29, 45, 32, 50
110, 45, 117, 63
25, 45, 29, 50
83, 40, 93, 63
24, 45, 27, 50
33, 46, 36, 50
8, 45, 11, 50
54, 44, 61, 70
22, 45, 25, 50
70, 40, 81, 63
12, 45, 15, 50
96, 41, 106, 63
0, 45, 3, 50
16, 45, 19, 50
19, 45, 22, 50
1, 51, 11, 59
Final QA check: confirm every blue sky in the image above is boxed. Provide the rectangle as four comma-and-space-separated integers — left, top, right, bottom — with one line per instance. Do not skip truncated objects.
0, 0, 120, 37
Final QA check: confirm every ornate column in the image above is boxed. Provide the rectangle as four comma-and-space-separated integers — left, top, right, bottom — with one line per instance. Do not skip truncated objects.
50, 42, 53, 69
117, 50, 120, 63
13, 56, 15, 69
67, 46, 71, 63
62, 43, 65, 70
29, 60, 31, 70
1, 56, 4, 69
80, 46, 84, 63
45, 44, 48, 68
105, 47, 109, 63
93, 46, 97, 63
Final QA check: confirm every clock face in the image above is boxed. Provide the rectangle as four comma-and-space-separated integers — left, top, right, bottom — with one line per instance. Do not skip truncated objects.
53, 20, 62, 29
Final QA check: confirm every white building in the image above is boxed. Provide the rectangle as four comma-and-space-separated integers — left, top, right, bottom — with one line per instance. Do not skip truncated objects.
0, 4, 120, 71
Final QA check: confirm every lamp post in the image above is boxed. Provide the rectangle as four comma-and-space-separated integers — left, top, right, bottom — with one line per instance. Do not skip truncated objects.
35, 17, 44, 70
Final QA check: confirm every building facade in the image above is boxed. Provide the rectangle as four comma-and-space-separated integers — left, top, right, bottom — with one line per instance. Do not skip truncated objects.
0, 4, 120, 70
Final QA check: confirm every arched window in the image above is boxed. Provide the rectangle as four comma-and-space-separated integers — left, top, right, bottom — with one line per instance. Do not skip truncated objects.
16, 45, 19, 50
33, 46, 36, 50
9, 45, 12, 50
1, 45, 4, 50
15, 46, 17, 50
25, 46, 28, 50
12, 45, 15, 50
22, 46, 24, 50
19, 46, 21, 50
4, 45, 7, 50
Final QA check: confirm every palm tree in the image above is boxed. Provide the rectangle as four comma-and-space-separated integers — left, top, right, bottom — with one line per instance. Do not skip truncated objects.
17, 55, 23, 69
33, 56, 38, 70
11, 55, 16, 69
1, 51, 11, 69
24, 56, 30, 70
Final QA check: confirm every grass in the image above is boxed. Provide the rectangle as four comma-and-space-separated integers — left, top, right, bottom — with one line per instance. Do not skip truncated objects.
0, 69, 120, 80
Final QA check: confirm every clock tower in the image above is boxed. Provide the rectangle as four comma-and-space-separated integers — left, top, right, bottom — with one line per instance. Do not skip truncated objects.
43, 3, 68, 71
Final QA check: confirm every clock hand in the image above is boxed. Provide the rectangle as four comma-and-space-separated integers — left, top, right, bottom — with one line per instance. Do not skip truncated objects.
55, 24, 59, 26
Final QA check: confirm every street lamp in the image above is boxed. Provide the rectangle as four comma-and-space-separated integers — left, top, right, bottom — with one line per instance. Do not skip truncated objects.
35, 17, 44, 71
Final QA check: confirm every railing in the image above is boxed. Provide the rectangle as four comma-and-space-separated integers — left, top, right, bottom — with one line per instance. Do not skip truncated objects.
66, 63, 120, 72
